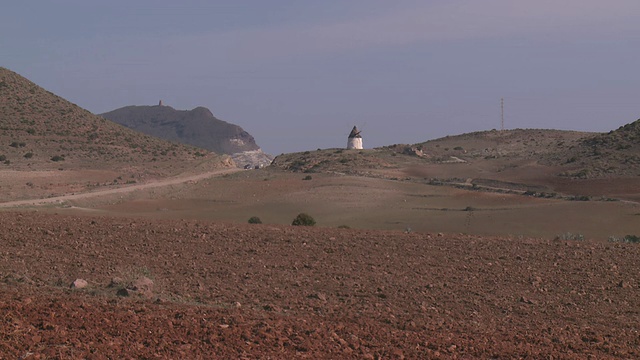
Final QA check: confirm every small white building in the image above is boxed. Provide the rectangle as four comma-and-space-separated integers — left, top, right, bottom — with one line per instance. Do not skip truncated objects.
347, 126, 363, 149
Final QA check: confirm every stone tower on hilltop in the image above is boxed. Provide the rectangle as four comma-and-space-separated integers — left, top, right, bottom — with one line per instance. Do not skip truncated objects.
347, 126, 363, 149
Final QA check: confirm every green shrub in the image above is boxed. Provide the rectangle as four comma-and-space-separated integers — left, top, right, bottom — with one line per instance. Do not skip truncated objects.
625, 235, 640, 243
555, 232, 584, 241
248, 216, 262, 224
292, 213, 316, 226
23, 152, 33, 159
51, 155, 65, 162
303, 175, 312, 180
0, 155, 6, 161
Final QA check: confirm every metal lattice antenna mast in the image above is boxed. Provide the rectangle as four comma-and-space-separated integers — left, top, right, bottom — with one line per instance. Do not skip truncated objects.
501, 97, 504, 131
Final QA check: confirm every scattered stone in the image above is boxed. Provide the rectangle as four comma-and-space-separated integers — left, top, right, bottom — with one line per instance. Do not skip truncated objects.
307, 293, 327, 302
108, 277, 124, 288
70, 279, 88, 289
519, 296, 535, 305
392, 348, 405, 359
127, 276, 155, 298
132, 276, 154, 293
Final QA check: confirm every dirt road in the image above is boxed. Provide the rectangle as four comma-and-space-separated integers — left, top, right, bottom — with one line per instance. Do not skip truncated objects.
0, 168, 241, 208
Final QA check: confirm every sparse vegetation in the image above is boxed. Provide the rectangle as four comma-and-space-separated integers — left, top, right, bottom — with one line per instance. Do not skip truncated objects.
50, 155, 65, 162
555, 232, 584, 241
303, 175, 312, 180
248, 216, 262, 224
609, 235, 640, 243
292, 213, 316, 226
568, 195, 590, 201
23, 152, 33, 159
337, 225, 351, 229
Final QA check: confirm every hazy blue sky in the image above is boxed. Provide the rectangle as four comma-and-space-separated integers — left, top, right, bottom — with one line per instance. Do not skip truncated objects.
2, 1, 639, 154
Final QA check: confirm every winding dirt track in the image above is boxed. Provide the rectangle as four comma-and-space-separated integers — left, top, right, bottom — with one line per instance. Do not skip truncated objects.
0, 168, 241, 208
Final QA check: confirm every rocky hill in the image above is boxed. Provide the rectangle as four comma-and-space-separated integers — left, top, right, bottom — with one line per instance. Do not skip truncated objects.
271, 129, 592, 175
273, 123, 640, 179
555, 119, 640, 178
271, 124, 640, 202
0, 67, 232, 201
101, 104, 272, 167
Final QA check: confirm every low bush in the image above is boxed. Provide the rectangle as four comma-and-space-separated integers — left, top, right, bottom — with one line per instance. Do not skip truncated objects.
610, 235, 640, 243
625, 235, 640, 243
555, 232, 584, 241
292, 213, 316, 226
248, 216, 262, 224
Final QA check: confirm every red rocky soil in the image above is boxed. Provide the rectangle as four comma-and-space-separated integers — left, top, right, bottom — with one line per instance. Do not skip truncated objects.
1, 212, 639, 359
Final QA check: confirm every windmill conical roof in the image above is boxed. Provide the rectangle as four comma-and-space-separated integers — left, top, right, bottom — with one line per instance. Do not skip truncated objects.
348, 126, 362, 138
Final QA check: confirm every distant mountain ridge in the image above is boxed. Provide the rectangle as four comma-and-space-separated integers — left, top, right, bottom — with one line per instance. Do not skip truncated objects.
101, 105, 272, 166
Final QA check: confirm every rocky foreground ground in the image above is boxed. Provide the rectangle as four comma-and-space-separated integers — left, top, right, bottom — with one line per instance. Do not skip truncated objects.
1, 212, 639, 359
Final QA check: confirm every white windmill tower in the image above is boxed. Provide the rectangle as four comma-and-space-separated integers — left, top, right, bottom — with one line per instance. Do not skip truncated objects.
347, 126, 363, 149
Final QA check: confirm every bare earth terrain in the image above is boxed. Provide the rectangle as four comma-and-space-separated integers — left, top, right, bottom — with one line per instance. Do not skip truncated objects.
1, 145, 639, 359
2, 212, 640, 359
4, 66, 640, 358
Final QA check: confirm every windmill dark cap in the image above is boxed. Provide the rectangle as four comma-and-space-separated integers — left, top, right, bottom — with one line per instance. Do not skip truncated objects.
348, 126, 362, 138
